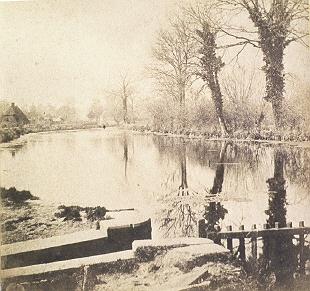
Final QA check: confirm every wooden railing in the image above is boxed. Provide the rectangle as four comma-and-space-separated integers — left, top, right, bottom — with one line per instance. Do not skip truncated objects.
198, 220, 310, 271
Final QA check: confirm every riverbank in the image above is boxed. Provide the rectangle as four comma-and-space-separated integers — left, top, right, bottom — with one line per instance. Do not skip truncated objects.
0, 122, 103, 144
0, 127, 24, 143
130, 124, 310, 146
1, 200, 94, 245
2, 188, 310, 290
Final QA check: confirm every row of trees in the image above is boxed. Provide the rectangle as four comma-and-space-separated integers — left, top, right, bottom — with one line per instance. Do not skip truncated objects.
149, 0, 309, 136
23, 103, 78, 124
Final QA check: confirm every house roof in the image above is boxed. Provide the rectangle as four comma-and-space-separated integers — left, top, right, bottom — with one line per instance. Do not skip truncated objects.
1, 103, 30, 124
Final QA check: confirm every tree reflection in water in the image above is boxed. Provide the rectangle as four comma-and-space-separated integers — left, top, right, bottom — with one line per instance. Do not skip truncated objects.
203, 142, 229, 233
123, 133, 128, 179
159, 139, 198, 237
257, 149, 299, 289
159, 140, 229, 238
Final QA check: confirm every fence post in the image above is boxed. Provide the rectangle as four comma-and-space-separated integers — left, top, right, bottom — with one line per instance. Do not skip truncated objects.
226, 225, 233, 253
214, 225, 221, 244
299, 221, 305, 274
251, 224, 257, 259
198, 219, 206, 238
239, 225, 245, 261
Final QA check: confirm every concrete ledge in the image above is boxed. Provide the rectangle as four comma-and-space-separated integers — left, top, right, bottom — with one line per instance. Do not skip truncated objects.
133, 237, 214, 261
1, 250, 134, 279
163, 244, 230, 271
1, 218, 151, 269
1, 230, 107, 256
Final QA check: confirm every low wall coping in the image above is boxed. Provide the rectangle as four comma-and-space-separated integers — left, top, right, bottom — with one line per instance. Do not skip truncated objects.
1, 250, 134, 279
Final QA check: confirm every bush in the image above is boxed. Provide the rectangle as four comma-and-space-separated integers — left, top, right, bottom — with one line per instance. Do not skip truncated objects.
55, 205, 83, 221
84, 206, 107, 221
1, 187, 39, 204
54, 205, 107, 222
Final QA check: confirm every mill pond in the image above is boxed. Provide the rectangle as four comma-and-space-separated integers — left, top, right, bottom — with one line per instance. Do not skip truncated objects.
1, 128, 310, 233
1, 128, 310, 289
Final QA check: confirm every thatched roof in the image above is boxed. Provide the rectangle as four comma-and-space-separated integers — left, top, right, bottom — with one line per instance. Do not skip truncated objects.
1, 103, 30, 125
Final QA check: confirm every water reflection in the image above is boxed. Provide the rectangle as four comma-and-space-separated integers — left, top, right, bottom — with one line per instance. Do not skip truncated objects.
259, 149, 299, 289
0, 129, 309, 235
204, 142, 229, 233
123, 134, 128, 179
159, 139, 199, 237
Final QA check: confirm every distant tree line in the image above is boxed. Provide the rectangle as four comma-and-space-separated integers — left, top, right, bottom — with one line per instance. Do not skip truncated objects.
24, 103, 78, 124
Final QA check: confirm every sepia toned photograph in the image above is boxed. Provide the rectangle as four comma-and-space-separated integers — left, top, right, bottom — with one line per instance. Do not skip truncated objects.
0, 0, 309, 290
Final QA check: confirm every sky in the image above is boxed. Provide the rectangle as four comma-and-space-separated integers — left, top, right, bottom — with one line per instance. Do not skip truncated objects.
0, 0, 309, 116
0, 0, 180, 113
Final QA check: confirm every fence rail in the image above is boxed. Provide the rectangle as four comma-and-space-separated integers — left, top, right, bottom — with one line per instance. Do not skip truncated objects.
198, 220, 310, 272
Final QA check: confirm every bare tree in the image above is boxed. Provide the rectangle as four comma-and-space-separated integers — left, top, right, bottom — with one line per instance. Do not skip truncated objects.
109, 74, 135, 124
150, 16, 197, 107
87, 99, 103, 124
217, 0, 309, 129
222, 67, 266, 130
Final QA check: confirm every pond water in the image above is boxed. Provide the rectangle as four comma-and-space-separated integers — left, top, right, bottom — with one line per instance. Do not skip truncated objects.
1, 128, 309, 239
1, 128, 310, 287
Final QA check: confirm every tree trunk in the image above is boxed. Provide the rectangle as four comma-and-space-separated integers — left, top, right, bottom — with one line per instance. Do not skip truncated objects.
244, 2, 286, 130
197, 23, 230, 137
179, 83, 186, 107
263, 44, 285, 129
122, 97, 128, 124
210, 72, 229, 136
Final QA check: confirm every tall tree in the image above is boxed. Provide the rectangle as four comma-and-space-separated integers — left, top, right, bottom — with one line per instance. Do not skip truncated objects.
186, 4, 230, 136
88, 99, 103, 124
150, 16, 197, 106
109, 74, 135, 124
196, 23, 230, 136
218, 0, 309, 129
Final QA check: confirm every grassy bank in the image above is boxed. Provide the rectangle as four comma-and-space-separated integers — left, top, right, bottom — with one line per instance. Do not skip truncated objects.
0, 187, 109, 244
0, 127, 25, 143
131, 123, 310, 143
0, 122, 103, 144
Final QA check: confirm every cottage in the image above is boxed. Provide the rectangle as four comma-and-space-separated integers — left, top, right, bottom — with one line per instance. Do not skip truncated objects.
1, 103, 30, 127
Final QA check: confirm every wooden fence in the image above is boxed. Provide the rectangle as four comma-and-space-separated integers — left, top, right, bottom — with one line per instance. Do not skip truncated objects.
198, 220, 310, 272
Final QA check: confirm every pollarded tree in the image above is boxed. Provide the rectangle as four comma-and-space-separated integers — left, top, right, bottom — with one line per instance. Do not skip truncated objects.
218, 0, 309, 129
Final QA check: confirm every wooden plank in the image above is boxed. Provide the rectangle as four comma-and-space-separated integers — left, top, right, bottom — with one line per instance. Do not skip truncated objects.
209, 226, 310, 239
1, 250, 134, 279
